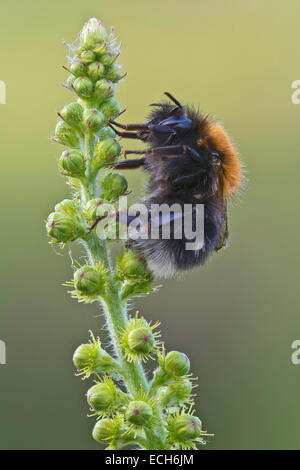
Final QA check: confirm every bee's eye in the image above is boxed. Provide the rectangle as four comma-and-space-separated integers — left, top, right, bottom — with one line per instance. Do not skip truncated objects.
211, 151, 220, 158
211, 151, 221, 166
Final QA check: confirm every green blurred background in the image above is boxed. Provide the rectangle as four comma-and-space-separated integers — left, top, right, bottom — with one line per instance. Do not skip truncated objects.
0, 0, 300, 450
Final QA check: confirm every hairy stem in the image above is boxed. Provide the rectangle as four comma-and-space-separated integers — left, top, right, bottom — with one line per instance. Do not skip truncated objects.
84, 212, 148, 397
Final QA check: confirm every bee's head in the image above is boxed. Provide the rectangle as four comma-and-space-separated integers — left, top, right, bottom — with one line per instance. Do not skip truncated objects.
199, 121, 242, 197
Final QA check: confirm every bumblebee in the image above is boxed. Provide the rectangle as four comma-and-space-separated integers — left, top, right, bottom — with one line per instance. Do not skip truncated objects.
110, 93, 242, 277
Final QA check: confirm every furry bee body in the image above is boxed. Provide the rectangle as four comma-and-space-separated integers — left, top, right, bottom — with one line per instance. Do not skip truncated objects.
111, 93, 242, 277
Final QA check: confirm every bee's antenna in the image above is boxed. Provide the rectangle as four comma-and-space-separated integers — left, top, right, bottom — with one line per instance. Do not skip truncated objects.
164, 92, 182, 108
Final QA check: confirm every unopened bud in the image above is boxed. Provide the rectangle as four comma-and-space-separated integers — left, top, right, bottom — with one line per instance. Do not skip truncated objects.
126, 401, 153, 427
170, 414, 202, 441
92, 418, 116, 442
105, 64, 123, 82
80, 18, 108, 49
73, 343, 97, 370
93, 137, 121, 169
55, 121, 80, 148
80, 50, 96, 64
93, 79, 115, 104
88, 61, 105, 82
74, 265, 106, 295
119, 313, 160, 363
98, 127, 116, 140
99, 98, 121, 121
117, 251, 148, 278
73, 77, 94, 99
54, 199, 77, 214
86, 198, 103, 220
165, 351, 190, 377
128, 327, 155, 354
59, 150, 85, 177
70, 61, 88, 77
87, 381, 116, 412
60, 102, 83, 127
73, 342, 117, 375
160, 380, 193, 407
83, 109, 106, 132
100, 172, 128, 201
100, 50, 119, 67
46, 212, 85, 243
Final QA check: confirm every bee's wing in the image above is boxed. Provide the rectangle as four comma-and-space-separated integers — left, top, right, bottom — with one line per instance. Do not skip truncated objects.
215, 202, 228, 251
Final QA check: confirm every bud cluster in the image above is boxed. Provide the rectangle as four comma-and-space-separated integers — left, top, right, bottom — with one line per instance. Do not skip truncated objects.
47, 18, 129, 246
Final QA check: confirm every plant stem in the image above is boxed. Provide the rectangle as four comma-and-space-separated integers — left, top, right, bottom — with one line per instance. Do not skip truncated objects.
85, 222, 148, 398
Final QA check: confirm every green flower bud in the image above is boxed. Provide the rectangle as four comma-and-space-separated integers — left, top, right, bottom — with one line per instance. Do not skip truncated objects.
93, 137, 121, 168
92, 418, 116, 442
126, 401, 153, 427
117, 251, 148, 278
86, 198, 103, 220
105, 64, 123, 82
88, 61, 105, 82
55, 121, 80, 148
128, 327, 155, 354
80, 50, 96, 64
170, 414, 202, 441
98, 127, 116, 140
160, 380, 193, 407
100, 50, 119, 67
60, 102, 83, 127
120, 278, 154, 300
100, 172, 128, 201
70, 61, 88, 77
74, 265, 105, 295
46, 212, 85, 243
54, 199, 77, 214
73, 344, 96, 370
165, 351, 190, 377
119, 312, 160, 364
80, 18, 107, 49
99, 98, 121, 121
83, 109, 106, 132
73, 343, 117, 375
59, 150, 85, 177
73, 77, 94, 99
93, 79, 115, 104
87, 381, 116, 412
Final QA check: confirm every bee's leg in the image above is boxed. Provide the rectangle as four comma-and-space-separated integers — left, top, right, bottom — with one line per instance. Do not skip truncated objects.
110, 120, 174, 135
112, 158, 146, 170
109, 120, 149, 131
108, 123, 141, 139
